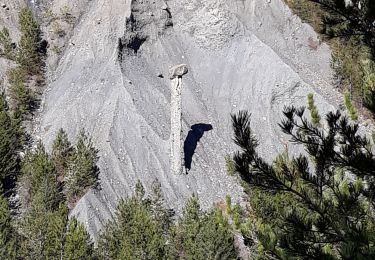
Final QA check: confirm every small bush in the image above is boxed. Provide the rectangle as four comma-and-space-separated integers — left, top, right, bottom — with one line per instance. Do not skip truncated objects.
225, 155, 235, 176
307, 93, 321, 125
344, 91, 358, 121
0, 27, 15, 60
43, 9, 57, 24
60, 5, 74, 23
52, 22, 66, 38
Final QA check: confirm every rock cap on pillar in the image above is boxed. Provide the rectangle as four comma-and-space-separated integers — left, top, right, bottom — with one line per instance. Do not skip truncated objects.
169, 64, 188, 79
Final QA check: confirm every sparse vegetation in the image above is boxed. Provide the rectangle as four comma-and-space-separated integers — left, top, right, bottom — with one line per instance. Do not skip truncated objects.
43, 8, 57, 24
52, 22, 66, 38
286, 0, 375, 116
307, 93, 321, 125
225, 154, 236, 176
344, 91, 359, 120
60, 5, 74, 23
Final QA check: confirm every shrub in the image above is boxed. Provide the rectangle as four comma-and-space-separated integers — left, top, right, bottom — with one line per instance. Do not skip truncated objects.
344, 91, 358, 120
307, 93, 321, 125
52, 22, 66, 38
0, 27, 15, 60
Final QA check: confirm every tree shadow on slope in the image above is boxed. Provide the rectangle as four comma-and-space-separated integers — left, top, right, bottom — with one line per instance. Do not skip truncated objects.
183, 123, 213, 174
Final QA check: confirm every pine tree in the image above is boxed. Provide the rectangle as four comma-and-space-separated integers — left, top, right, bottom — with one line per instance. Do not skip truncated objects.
63, 217, 93, 260
52, 128, 73, 179
170, 195, 237, 260
0, 27, 15, 60
8, 67, 34, 119
20, 142, 68, 259
307, 0, 375, 53
0, 194, 17, 259
0, 92, 20, 192
17, 7, 43, 75
150, 180, 174, 231
96, 182, 168, 259
65, 129, 99, 203
20, 142, 62, 208
231, 106, 375, 259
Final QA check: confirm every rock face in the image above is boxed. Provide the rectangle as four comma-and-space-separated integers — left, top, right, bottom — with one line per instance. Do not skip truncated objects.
31, 0, 345, 239
170, 64, 187, 175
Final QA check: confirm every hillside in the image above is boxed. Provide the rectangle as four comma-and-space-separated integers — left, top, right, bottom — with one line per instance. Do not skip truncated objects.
0, 0, 355, 240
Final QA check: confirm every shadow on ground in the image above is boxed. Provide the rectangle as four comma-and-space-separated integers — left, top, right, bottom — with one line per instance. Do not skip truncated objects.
184, 123, 213, 174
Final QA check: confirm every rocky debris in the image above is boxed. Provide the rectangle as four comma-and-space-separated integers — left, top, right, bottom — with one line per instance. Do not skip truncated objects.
169, 64, 188, 79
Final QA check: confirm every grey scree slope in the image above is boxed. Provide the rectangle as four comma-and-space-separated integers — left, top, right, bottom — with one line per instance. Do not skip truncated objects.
36, 0, 342, 238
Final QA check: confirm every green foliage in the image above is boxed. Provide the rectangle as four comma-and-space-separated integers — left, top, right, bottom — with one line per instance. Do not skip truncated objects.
307, 93, 321, 125
232, 107, 375, 259
17, 7, 43, 75
0, 93, 21, 191
170, 195, 237, 260
225, 194, 232, 215
0, 27, 15, 60
344, 91, 359, 120
60, 5, 74, 23
52, 128, 73, 178
96, 181, 168, 260
225, 154, 236, 176
362, 59, 375, 110
21, 191, 68, 259
8, 68, 34, 119
21, 142, 62, 208
288, 1, 375, 114
43, 9, 57, 24
64, 217, 93, 260
65, 129, 99, 203
306, 0, 375, 51
0, 194, 17, 259
17, 132, 98, 259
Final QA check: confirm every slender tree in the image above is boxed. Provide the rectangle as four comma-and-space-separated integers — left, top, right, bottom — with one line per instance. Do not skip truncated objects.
0, 92, 22, 193
0, 194, 17, 259
52, 128, 73, 179
17, 7, 43, 75
8, 68, 34, 119
65, 129, 99, 203
63, 217, 93, 260
170, 195, 237, 260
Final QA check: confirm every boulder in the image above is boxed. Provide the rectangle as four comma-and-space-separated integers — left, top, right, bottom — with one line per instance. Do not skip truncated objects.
169, 64, 188, 79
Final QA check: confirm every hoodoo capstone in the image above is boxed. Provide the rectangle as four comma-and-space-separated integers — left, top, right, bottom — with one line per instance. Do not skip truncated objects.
169, 64, 188, 79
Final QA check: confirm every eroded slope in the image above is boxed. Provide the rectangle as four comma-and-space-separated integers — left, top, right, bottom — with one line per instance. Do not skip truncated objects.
37, 0, 343, 238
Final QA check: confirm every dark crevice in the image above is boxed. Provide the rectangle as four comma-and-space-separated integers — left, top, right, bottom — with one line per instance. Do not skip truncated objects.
127, 35, 147, 54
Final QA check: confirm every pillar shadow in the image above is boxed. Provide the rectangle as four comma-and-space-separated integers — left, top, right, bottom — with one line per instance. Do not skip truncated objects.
183, 123, 213, 174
